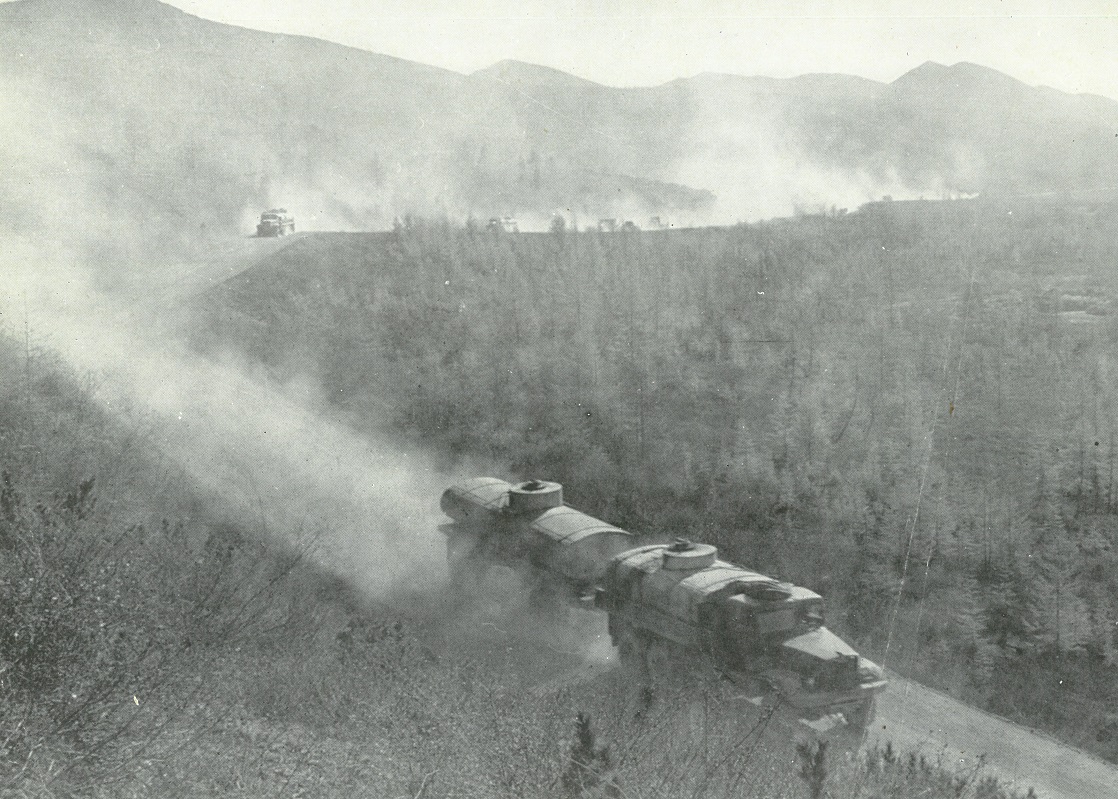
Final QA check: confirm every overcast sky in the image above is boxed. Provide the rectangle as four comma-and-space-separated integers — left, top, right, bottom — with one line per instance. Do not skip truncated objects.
135, 0, 1118, 98
1, 0, 1115, 98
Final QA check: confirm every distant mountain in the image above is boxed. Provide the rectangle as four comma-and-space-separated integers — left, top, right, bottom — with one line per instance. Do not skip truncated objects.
837, 61, 1118, 196
2, 0, 1117, 264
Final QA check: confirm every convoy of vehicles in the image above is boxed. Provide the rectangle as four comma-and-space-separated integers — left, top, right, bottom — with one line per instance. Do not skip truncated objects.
439, 477, 887, 733
486, 216, 520, 232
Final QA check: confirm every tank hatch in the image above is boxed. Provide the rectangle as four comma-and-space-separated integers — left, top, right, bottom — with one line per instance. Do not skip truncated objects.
661, 539, 718, 571
508, 479, 564, 514
735, 580, 795, 602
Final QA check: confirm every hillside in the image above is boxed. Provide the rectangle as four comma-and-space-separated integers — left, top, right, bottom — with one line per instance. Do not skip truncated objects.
0, 300, 1063, 798
189, 201, 1118, 768
3, 0, 1118, 271
1, 229, 1070, 797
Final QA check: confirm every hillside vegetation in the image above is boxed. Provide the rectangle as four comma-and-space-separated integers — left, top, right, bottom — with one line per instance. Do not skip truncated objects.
194, 198, 1118, 762
0, 312, 1043, 797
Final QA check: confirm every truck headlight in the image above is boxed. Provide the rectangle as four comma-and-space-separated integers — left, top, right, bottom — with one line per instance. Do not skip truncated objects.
858, 658, 884, 683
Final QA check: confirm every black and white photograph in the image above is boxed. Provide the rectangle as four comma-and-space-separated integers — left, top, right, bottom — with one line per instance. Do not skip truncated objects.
2, 1, 1117, 796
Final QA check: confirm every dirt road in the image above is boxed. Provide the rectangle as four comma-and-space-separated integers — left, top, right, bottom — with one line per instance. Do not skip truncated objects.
869, 673, 1117, 799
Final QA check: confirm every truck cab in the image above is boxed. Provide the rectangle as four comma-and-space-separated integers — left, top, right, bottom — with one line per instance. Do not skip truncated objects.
601, 539, 887, 731
257, 209, 295, 237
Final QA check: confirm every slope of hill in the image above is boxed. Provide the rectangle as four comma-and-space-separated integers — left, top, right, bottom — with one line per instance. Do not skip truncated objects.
0, 228, 1065, 798
0, 299, 1066, 798
475, 59, 605, 90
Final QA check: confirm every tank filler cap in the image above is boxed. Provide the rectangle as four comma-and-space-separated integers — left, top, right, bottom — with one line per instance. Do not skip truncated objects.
738, 580, 794, 602
661, 539, 718, 571
507, 479, 564, 514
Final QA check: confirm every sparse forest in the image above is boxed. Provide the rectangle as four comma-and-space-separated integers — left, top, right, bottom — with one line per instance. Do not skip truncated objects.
0, 324, 1038, 797
196, 198, 1118, 762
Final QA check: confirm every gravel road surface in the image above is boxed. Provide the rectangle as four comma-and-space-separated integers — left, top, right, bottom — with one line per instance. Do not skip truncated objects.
870, 673, 1117, 799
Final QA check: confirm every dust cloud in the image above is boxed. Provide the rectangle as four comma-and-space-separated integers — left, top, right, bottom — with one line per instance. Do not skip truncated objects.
0, 239, 462, 601
673, 154, 907, 224
664, 93, 959, 224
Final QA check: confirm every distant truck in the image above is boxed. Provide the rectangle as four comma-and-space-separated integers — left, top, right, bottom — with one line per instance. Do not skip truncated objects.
256, 209, 295, 237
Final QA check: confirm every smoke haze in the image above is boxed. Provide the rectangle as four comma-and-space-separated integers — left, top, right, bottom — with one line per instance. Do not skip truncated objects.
0, 237, 463, 601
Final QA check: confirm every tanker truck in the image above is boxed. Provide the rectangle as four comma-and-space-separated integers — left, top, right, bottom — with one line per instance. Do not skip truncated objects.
598, 539, 886, 730
439, 478, 887, 731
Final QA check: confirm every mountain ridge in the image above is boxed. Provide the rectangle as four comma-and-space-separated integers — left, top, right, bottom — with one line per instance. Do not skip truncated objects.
473, 59, 605, 89
3, 0, 1114, 101
2, 0, 1116, 264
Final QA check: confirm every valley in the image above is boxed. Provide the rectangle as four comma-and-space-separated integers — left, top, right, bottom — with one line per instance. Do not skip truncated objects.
4, 1, 1118, 796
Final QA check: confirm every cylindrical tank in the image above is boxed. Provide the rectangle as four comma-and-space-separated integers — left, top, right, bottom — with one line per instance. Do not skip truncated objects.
440, 477, 511, 521
526, 505, 634, 585
440, 478, 635, 588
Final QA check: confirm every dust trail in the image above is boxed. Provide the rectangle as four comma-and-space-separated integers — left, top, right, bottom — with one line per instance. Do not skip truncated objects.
1, 251, 454, 600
